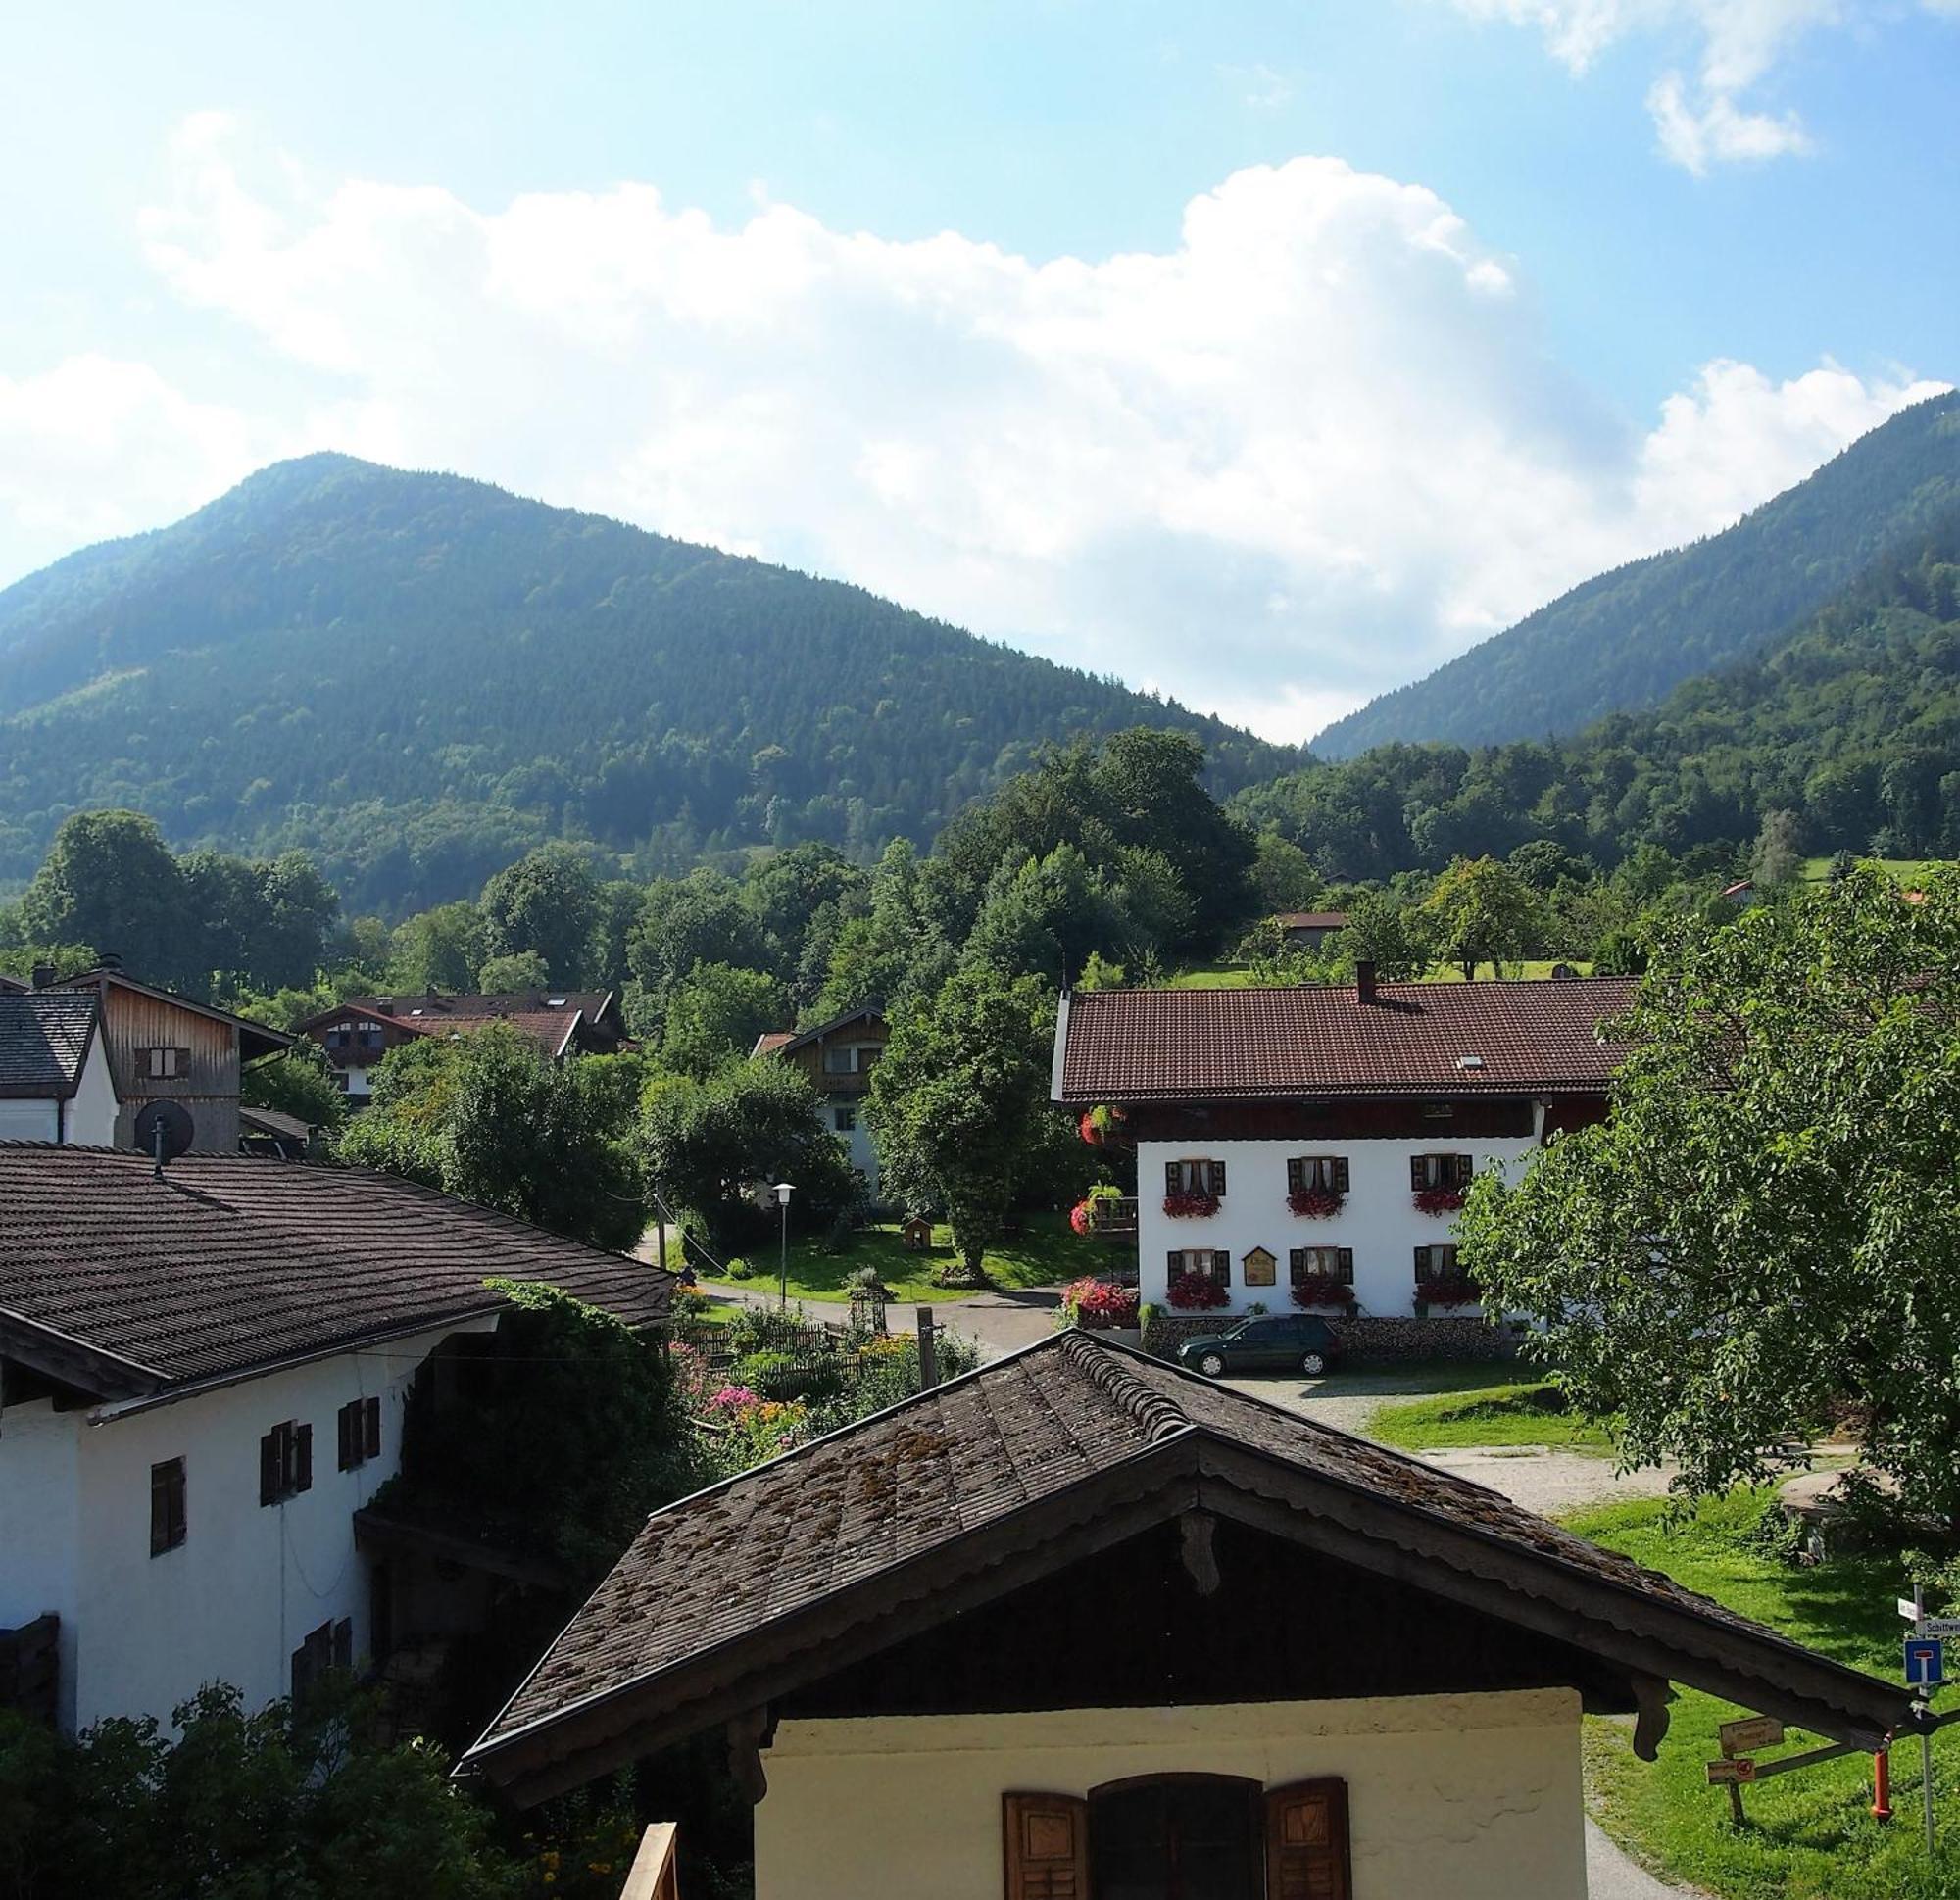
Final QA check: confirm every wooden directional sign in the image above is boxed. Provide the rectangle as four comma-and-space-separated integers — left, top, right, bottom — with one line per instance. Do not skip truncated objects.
1719, 1716, 1785, 1758
1706, 1759, 1758, 1785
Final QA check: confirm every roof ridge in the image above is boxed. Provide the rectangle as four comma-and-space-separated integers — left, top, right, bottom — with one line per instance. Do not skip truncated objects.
1057, 1330, 1191, 1443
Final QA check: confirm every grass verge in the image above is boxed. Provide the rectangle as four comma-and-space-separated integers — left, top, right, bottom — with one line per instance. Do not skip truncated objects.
692, 1210, 1089, 1304
1369, 1375, 1615, 1452
1573, 1489, 1956, 1899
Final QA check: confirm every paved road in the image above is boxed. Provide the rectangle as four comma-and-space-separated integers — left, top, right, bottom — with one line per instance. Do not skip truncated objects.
1586, 1820, 1703, 1898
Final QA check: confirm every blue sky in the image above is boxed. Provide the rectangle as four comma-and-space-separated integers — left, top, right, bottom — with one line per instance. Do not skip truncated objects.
2, 0, 1954, 739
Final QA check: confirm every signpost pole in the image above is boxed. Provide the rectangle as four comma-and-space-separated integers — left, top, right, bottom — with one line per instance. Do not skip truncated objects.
1920, 1585, 1937, 1857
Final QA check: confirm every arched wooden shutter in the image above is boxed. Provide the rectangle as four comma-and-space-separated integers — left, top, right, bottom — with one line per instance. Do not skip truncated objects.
1450, 1152, 1475, 1188
1208, 1158, 1228, 1196
1331, 1157, 1350, 1193
1166, 1160, 1182, 1195
1003, 1791, 1089, 1898
1410, 1154, 1428, 1191
1265, 1778, 1349, 1898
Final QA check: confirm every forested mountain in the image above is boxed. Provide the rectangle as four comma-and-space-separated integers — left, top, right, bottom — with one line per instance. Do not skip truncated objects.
1314, 390, 1960, 758
1240, 507, 1960, 877
0, 454, 1298, 914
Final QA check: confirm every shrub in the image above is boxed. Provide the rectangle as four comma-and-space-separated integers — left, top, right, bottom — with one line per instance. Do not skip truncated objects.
1166, 1272, 1230, 1311
723, 1256, 755, 1280
1060, 1277, 1141, 1329
735, 1349, 843, 1405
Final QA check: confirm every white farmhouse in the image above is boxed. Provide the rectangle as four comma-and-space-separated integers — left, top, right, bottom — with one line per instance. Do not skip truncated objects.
0, 993, 120, 1145
1052, 966, 1636, 1347
0, 1145, 670, 1733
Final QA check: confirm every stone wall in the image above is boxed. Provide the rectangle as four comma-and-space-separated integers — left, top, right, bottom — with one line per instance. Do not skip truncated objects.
1140, 1311, 1520, 1366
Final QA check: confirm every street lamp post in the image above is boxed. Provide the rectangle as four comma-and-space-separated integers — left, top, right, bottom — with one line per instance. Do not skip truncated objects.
774, 1182, 795, 1309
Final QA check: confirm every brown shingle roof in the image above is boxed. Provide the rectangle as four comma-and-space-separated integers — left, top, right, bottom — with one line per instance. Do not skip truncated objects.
306, 992, 618, 1061
464, 1332, 1909, 1793
1054, 977, 1636, 1103
0, 1145, 671, 1396
0, 995, 98, 1097
1274, 911, 1349, 930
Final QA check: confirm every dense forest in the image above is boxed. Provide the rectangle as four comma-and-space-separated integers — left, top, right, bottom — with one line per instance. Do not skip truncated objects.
1241, 509, 1960, 878
1314, 389, 1960, 757
0, 454, 1298, 913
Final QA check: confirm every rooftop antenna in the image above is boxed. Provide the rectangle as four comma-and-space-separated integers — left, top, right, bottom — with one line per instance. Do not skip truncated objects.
132, 1100, 194, 1177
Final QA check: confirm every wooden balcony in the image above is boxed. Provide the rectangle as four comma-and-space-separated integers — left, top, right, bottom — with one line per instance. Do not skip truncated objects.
1088, 1196, 1139, 1240
618, 1822, 679, 1899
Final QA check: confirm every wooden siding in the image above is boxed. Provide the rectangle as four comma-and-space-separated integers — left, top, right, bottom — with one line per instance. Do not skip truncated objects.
100, 988, 241, 1153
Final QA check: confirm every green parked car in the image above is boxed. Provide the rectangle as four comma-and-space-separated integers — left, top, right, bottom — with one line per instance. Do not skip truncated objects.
1177, 1314, 1341, 1380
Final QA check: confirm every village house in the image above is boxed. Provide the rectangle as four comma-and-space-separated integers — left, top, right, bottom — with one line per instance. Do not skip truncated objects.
42, 959, 293, 1154
1274, 909, 1349, 951
0, 1145, 670, 1734
460, 1331, 1912, 1899
0, 991, 119, 1145
299, 988, 630, 1105
1051, 968, 1637, 1354
751, 1004, 888, 1194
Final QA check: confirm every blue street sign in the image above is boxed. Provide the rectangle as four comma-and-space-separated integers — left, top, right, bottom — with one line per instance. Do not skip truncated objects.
1906, 1637, 1945, 1689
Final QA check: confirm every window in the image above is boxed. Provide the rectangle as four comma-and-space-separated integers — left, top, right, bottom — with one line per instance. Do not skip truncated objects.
855, 1045, 881, 1072
822, 1045, 855, 1074
1415, 1244, 1464, 1283
150, 1457, 186, 1556
290, 1617, 353, 1704
1003, 1777, 1349, 1900
1167, 1250, 1231, 1286
337, 1395, 381, 1472
833, 1104, 857, 1133
1287, 1155, 1350, 1194
259, 1420, 313, 1505
142, 1047, 189, 1080
1165, 1158, 1227, 1196
1290, 1246, 1354, 1284
327, 1026, 351, 1048
1410, 1152, 1474, 1191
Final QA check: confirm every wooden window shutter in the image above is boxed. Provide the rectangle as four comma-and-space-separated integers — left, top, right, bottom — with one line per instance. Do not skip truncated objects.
1452, 1152, 1475, 1188
1167, 1250, 1182, 1279
1332, 1156, 1350, 1194
1410, 1154, 1427, 1191
1287, 1156, 1304, 1194
1264, 1777, 1351, 1899
1166, 1160, 1181, 1195
1003, 1791, 1089, 1900
336, 1404, 353, 1472
260, 1429, 280, 1507
295, 1423, 313, 1493
1209, 1158, 1228, 1196
1214, 1250, 1232, 1282
1414, 1246, 1428, 1280
1337, 1247, 1353, 1280
365, 1395, 381, 1461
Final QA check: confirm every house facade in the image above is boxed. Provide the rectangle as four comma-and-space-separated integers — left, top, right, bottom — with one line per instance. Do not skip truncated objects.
0, 993, 119, 1145
0, 1145, 670, 1734
752, 1005, 888, 1194
1053, 969, 1635, 1346
463, 1332, 1912, 1898
300, 989, 629, 1105
1275, 909, 1349, 950
48, 962, 291, 1154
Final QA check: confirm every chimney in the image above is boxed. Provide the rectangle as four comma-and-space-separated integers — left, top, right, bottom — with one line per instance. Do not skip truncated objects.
30, 961, 55, 991
1355, 959, 1378, 1004
97, 951, 122, 973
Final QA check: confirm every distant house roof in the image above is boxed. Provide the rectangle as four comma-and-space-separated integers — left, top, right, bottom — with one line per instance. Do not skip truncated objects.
1720, 880, 1755, 901
53, 966, 292, 1063
750, 1031, 797, 1057
1274, 911, 1349, 930
0, 994, 100, 1099
238, 1104, 313, 1143
751, 1004, 886, 1064
1053, 977, 1637, 1104
0, 1145, 672, 1402
303, 991, 621, 1063
0, 974, 27, 996
462, 1331, 1911, 1802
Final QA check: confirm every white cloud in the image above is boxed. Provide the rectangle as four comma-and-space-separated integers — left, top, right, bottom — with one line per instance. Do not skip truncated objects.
1, 122, 1943, 745
1446, 0, 1953, 171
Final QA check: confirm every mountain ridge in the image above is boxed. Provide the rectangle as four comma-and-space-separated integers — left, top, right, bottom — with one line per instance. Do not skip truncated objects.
1313, 389, 1960, 758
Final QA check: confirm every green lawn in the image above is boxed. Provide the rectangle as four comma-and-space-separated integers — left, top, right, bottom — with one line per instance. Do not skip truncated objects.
1573, 1489, 1957, 1899
1801, 857, 1949, 885
1369, 1374, 1615, 1452
690, 1211, 1092, 1304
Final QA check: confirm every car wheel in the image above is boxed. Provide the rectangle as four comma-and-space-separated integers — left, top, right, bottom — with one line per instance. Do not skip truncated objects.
1299, 1351, 1328, 1377
1198, 1351, 1227, 1378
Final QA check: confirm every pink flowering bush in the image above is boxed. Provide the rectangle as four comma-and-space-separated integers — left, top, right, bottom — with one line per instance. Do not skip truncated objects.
1062, 1277, 1141, 1329
707, 1384, 760, 1412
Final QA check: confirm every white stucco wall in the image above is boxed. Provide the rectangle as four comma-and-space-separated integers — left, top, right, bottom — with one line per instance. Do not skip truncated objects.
1, 1319, 488, 1733
67, 1038, 119, 1146
1137, 1124, 1544, 1318
755, 1689, 1586, 1900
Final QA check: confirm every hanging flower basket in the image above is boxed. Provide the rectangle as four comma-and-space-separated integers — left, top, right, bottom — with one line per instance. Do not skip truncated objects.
1078, 1104, 1128, 1148
1413, 1186, 1466, 1216
1162, 1192, 1221, 1219
1166, 1272, 1230, 1311
1415, 1280, 1480, 1310
1068, 1201, 1094, 1236
1289, 1275, 1352, 1312
1288, 1188, 1345, 1219
1078, 1112, 1103, 1147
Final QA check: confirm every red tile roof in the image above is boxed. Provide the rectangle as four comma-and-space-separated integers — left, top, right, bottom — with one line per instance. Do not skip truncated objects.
1054, 977, 1636, 1103
1275, 911, 1349, 930
0, 1145, 672, 1397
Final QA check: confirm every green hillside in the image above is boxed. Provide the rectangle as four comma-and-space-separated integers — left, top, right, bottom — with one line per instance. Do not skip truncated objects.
0, 455, 1298, 913
1313, 389, 1960, 758
1239, 507, 1960, 876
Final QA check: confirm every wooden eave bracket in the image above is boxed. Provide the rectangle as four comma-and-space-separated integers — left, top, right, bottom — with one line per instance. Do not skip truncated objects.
727, 1705, 775, 1806
1631, 1673, 1673, 1761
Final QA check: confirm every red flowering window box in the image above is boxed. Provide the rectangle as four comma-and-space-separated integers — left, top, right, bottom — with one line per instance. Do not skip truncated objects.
1412, 1186, 1466, 1216
1415, 1279, 1481, 1310
1166, 1272, 1231, 1310
1288, 1189, 1345, 1219
1289, 1275, 1351, 1311
1163, 1192, 1221, 1219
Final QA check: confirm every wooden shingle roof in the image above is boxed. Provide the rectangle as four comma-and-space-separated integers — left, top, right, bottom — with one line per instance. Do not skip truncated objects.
463, 1332, 1912, 1803
0, 1145, 671, 1399
1054, 977, 1636, 1103
0, 995, 98, 1098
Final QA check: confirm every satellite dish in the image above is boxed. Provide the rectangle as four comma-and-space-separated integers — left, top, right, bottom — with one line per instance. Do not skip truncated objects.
132, 1099, 195, 1170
